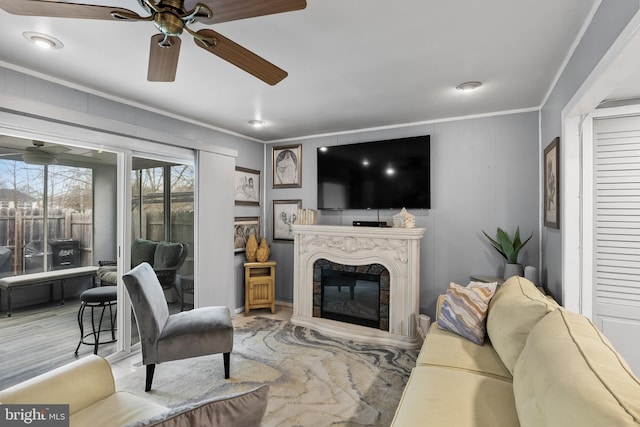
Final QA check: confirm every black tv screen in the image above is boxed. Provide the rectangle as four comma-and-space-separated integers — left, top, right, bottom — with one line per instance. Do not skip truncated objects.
317, 135, 430, 210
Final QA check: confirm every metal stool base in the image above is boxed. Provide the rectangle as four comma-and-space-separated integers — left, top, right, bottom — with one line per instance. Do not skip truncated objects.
74, 299, 117, 355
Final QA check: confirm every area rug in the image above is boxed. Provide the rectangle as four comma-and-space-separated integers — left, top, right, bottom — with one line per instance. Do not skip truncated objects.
116, 315, 419, 426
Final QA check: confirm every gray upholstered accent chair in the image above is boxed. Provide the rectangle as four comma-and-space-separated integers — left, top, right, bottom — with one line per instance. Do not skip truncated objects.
123, 262, 233, 391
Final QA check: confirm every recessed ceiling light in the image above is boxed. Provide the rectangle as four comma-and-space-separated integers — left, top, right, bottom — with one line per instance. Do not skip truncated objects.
248, 120, 266, 128
456, 81, 482, 93
22, 32, 64, 49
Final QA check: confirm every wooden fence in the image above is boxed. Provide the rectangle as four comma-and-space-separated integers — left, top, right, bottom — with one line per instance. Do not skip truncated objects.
0, 208, 92, 275
0, 208, 194, 276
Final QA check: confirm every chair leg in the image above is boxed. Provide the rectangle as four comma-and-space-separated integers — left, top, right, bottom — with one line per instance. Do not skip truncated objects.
145, 364, 156, 392
223, 352, 230, 379
74, 302, 86, 356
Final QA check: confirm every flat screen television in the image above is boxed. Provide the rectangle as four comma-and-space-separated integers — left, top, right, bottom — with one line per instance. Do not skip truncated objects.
317, 135, 430, 210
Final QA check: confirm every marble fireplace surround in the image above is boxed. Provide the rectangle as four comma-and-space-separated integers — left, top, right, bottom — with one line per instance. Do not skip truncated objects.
291, 224, 425, 349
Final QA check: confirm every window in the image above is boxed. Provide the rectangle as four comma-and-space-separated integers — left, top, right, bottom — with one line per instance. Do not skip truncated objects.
0, 159, 92, 275
132, 160, 194, 279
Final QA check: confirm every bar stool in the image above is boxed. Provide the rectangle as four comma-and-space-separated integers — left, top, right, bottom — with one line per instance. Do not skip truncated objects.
74, 286, 117, 355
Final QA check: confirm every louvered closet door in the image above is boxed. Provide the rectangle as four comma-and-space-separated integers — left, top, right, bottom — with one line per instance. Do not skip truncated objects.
594, 115, 640, 376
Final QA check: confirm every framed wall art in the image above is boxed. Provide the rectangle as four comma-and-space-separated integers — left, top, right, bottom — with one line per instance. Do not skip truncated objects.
235, 166, 260, 206
273, 199, 301, 241
272, 144, 302, 188
234, 216, 260, 252
544, 137, 560, 229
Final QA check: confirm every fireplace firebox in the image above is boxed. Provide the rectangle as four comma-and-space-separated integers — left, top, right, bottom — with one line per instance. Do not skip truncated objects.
313, 259, 389, 331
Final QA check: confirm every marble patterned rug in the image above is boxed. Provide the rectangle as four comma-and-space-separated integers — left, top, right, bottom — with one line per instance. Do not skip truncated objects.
116, 315, 419, 426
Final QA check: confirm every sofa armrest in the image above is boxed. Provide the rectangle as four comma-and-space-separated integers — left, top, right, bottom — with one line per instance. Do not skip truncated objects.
0, 355, 116, 415
99, 260, 117, 267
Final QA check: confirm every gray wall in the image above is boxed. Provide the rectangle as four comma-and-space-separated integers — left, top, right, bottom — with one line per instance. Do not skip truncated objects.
540, 0, 640, 302
267, 111, 539, 319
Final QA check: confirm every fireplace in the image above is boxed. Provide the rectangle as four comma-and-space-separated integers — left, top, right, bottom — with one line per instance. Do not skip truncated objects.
314, 259, 389, 330
291, 224, 425, 349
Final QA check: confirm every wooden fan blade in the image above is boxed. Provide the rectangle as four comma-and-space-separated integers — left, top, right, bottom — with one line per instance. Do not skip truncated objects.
0, 0, 139, 20
148, 35, 181, 82
194, 29, 287, 85
188, 0, 306, 24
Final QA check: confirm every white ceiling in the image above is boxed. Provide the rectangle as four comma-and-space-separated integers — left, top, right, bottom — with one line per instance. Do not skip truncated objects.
0, 0, 601, 142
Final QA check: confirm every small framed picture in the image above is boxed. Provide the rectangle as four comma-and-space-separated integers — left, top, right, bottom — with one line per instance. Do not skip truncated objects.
272, 144, 302, 188
273, 199, 301, 241
544, 137, 560, 229
235, 166, 260, 205
234, 217, 260, 252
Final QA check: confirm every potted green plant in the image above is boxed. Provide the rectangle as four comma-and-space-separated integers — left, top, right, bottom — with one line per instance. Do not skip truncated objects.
482, 227, 533, 279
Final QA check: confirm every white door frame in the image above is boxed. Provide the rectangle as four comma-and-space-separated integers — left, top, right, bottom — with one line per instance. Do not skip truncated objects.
562, 9, 640, 315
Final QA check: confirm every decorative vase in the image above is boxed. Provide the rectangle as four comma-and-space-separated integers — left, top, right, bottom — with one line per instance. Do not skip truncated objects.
504, 263, 524, 280
245, 233, 258, 262
256, 238, 270, 262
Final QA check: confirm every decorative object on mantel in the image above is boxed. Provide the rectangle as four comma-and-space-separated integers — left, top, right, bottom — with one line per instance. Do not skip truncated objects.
245, 233, 258, 262
392, 208, 415, 228
256, 238, 271, 262
482, 226, 533, 279
294, 208, 317, 225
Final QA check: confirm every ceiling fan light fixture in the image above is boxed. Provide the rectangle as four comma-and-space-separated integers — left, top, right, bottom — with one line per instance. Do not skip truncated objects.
22, 150, 57, 165
249, 120, 266, 128
456, 81, 482, 93
23, 32, 63, 49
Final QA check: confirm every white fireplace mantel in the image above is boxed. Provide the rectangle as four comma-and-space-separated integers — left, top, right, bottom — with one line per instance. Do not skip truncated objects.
291, 224, 425, 348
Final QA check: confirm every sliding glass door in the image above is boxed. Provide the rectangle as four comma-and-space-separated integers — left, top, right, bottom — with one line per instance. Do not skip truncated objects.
126, 154, 195, 347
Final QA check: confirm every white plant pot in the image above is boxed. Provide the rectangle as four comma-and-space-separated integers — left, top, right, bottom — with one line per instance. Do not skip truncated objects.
504, 263, 524, 280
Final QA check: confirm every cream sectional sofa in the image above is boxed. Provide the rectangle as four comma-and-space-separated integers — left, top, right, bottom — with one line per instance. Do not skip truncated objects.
0, 354, 268, 426
391, 276, 640, 427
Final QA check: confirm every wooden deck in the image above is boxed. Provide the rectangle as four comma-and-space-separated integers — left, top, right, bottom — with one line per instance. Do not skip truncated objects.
0, 297, 181, 390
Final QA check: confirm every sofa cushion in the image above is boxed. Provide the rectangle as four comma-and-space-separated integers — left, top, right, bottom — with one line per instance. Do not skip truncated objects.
390, 366, 518, 427
153, 242, 183, 270
132, 239, 159, 267
437, 281, 497, 345
124, 385, 269, 427
514, 308, 640, 427
417, 322, 512, 381
97, 266, 118, 285
486, 276, 558, 373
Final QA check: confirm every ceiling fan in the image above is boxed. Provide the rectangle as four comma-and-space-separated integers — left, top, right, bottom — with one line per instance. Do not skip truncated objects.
0, 0, 307, 85
0, 140, 71, 165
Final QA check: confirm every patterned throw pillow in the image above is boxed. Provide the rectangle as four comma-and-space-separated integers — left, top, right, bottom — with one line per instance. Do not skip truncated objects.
437, 281, 498, 345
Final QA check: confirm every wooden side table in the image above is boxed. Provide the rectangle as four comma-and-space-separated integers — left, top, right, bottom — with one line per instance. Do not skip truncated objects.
244, 261, 276, 315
